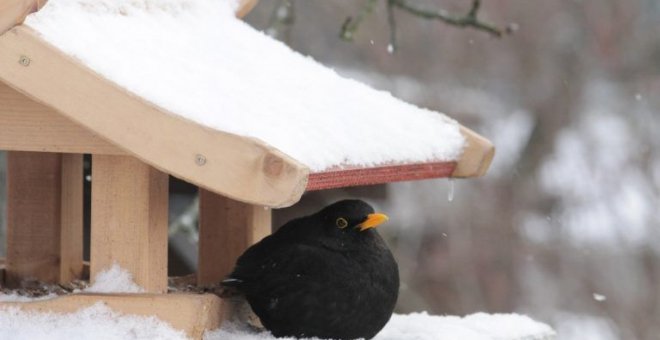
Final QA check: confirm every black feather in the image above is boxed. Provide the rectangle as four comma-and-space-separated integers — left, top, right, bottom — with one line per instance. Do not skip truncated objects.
222, 199, 399, 340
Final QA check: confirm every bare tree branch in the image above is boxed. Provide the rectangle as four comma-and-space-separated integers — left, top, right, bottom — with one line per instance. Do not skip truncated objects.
341, 0, 511, 53
390, 0, 503, 38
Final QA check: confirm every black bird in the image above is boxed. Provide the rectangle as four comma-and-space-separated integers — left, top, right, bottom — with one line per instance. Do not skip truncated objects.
222, 199, 399, 340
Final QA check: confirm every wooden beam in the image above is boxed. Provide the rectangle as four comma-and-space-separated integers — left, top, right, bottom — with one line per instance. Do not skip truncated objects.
0, 293, 226, 340
197, 190, 271, 285
91, 155, 169, 293
0, 27, 308, 208
307, 161, 456, 191
0, 0, 44, 36
6, 151, 61, 286
59, 153, 83, 283
451, 126, 495, 178
0, 82, 124, 155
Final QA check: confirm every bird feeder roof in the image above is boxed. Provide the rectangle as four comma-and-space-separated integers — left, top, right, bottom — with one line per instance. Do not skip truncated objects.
0, 0, 494, 207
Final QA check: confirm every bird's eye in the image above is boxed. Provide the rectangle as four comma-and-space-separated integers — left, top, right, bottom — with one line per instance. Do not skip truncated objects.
336, 217, 348, 229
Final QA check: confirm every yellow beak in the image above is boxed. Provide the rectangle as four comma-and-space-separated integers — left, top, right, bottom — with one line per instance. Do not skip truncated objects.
358, 213, 389, 231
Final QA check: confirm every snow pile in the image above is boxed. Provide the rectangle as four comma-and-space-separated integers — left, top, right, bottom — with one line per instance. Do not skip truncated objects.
207, 312, 555, 340
0, 302, 554, 340
24, 0, 465, 171
84, 263, 144, 293
0, 303, 187, 340
0, 293, 56, 302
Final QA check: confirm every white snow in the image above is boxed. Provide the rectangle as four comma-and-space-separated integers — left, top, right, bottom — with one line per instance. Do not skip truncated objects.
0, 300, 554, 340
0, 303, 187, 340
206, 312, 555, 340
0, 292, 56, 302
84, 263, 145, 293
23, 0, 465, 172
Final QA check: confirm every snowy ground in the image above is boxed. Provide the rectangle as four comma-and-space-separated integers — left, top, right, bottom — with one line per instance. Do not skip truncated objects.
0, 301, 555, 340
0, 252, 555, 340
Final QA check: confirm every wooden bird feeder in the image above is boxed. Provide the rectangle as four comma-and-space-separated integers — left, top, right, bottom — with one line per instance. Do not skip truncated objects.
0, 0, 493, 338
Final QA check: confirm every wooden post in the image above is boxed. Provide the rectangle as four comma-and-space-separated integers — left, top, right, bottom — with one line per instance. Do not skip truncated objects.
90, 155, 168, 293
6, 151, 83, 286
197, 190, 271, 285
59, 153, 84, 283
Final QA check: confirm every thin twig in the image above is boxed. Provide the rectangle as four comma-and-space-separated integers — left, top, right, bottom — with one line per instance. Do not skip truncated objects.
467, 0, 481, 19
390, 0, 503, 37
340, 0, 379, 41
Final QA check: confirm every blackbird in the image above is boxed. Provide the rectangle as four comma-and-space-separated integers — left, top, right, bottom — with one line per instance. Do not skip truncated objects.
222, 199, 399, 340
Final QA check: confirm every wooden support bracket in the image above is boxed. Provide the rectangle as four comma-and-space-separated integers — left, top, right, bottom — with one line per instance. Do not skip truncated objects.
197, 190, 271, 285
90, 155, 169, 293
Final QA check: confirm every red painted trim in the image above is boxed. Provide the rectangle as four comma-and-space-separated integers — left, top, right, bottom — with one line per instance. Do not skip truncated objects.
306, 161, 457, 191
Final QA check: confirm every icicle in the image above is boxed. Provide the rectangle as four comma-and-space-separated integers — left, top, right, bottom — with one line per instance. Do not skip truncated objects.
447, 178, 455, 202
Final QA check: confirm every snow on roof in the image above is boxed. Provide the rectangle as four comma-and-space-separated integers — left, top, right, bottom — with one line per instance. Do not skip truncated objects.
0, 305, 555, 340
23, 0, 465, 172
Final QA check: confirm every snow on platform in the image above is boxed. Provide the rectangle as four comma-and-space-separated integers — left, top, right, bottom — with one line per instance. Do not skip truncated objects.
0, 266, 554, 339
0, 295, 555, 340
23, 0, 465, 172
210, 312, 556, 340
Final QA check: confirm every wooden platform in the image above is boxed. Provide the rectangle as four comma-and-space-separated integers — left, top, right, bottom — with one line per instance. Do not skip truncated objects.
0, 292, 226, 339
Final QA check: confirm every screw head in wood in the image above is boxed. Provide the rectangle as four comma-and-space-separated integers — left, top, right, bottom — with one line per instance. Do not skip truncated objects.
18, 55, 31, 67
195, 154, 207, 166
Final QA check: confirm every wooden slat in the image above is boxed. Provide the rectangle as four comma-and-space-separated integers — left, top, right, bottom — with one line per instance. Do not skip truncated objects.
6, 151, 61, 286
90, 155, 169, 293
0, 293, 225, 340
0, 82, 124, 155
307, 161, 457, 191
307, 126, 495, 190
197, 190, 271, 285
0, 27, 308, 208
0, 0, 44, 36
451, 126, 495, 178
59, 153, 83, 283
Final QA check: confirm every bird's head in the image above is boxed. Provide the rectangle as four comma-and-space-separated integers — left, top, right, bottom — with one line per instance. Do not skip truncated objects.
318, 199, 389, 234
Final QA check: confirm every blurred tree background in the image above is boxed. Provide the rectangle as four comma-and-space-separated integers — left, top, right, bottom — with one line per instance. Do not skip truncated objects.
247, 1, 660, 339
1, 1, 659, 339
